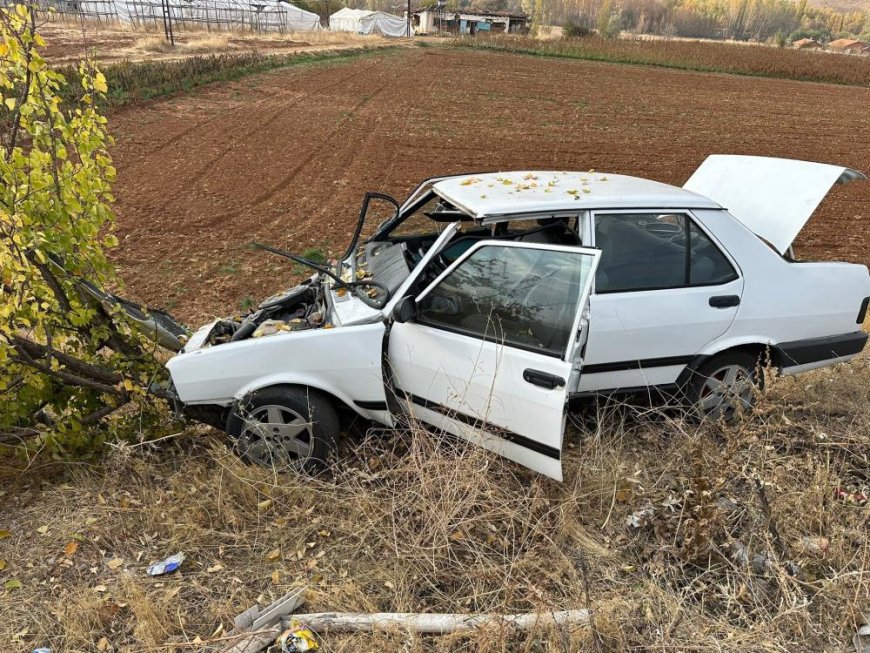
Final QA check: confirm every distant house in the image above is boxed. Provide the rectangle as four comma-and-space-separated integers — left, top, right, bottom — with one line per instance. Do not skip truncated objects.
792, 38, 821, 49
827, 38, 870, 54
411, 6, 529, 35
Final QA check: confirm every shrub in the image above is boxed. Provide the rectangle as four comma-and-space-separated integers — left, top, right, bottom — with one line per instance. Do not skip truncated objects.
563, 17, 592, 38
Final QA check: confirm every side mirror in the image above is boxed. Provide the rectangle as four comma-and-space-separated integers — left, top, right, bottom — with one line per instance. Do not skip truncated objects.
392, 295, 417, 323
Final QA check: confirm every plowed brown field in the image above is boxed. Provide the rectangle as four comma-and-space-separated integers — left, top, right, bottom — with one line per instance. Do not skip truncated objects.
108, 48, 870, 323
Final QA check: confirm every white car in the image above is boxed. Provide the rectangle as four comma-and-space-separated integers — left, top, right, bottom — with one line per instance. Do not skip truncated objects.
166, 155, 869, 481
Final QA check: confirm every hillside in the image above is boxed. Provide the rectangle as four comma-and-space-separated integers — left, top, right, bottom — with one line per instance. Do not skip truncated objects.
806, 0, 870, 14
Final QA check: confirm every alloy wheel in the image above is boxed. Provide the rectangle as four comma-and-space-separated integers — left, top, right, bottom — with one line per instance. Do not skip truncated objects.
696, 364, 754, 420
237, 404, 314, 468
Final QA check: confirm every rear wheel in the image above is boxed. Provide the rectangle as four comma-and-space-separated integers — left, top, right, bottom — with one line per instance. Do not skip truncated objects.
226, 386, 339, 473
686, 352, 762, 421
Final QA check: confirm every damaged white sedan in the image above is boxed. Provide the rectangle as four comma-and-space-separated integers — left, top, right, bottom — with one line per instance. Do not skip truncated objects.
165, 155, 870, 481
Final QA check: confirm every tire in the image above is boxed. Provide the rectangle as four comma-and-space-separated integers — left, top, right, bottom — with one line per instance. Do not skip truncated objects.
685, 351, 763, 421
226, 386, 339, 473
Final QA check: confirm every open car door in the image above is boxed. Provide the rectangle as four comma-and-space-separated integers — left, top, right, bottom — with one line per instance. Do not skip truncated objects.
387, 241, 600, 481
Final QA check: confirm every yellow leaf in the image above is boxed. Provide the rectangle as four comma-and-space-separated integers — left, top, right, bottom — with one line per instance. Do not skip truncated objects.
0, 560, 6, 571
4, 579, 21, 591
266, 548, 281, 561
614, 488, 632, 503
107, 557, 123, 570
93, 72, 108, 94
36, 525, 48, 535
0, 530, 10, 539
63, 541, 79, 557
4, 98, 15, 111
206, 563, 224, 573
271, 570, 280, 584
257, 498, 273, 511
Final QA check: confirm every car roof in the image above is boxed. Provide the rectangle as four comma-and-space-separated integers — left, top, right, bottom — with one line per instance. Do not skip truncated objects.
432, 171, 721, 220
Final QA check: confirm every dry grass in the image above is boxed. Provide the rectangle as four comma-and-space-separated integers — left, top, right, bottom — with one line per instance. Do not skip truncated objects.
134, 34, 232, 55
0, 340, 868, 651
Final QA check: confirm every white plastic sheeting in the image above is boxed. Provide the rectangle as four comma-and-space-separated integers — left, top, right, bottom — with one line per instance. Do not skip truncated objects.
329, 7, 408, 37
282, 1, 321, 31
39, 0, 323, 32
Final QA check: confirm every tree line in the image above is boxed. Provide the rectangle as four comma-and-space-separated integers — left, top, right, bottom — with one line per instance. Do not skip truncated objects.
295, 0, 870, 43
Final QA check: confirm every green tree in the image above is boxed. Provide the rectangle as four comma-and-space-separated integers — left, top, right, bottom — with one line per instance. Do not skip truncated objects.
596, 0, 614, 36
1, 4, 166, 452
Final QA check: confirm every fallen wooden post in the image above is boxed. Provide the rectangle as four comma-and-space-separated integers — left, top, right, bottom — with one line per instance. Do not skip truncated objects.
295, 609, 591, 634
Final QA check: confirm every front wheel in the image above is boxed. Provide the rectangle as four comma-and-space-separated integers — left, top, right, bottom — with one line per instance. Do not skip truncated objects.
226, 386, 339, 473
685, 352, 763, 421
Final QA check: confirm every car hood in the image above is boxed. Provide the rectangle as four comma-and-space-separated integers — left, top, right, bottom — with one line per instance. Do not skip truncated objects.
684, 155, 866, 255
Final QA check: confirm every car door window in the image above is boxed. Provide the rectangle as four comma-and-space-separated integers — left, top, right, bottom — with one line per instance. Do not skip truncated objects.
594, 213, 736, 292
417, 245, 595, 356
688, 220, 738, 285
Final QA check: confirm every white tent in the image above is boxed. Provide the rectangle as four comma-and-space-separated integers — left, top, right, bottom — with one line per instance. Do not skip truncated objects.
329, 7, 409, 37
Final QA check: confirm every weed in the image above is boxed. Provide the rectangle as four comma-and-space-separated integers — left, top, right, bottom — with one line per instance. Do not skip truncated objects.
238, 295, 256, 310
220, 260, 239, 275
291, 247, 328, 275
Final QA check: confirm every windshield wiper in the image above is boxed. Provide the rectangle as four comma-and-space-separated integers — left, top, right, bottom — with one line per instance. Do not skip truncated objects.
252, 242, 390, 309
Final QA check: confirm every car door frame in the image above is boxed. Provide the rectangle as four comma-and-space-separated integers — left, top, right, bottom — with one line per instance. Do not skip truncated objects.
384, 239, 601, 481
581, 207, 745, 393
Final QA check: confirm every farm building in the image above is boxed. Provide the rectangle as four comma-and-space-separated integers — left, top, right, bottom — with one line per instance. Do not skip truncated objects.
792, 38, 821, 49
328, 7, 409, 37
827, 38, 870, 54
411, 6, 528, 35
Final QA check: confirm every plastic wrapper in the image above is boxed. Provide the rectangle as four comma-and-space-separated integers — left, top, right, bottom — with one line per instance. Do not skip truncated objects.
146, 552, 185, 576
268, 621, 319, 652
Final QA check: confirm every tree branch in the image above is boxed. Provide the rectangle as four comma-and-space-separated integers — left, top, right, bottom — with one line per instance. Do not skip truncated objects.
10, 334, 125, 394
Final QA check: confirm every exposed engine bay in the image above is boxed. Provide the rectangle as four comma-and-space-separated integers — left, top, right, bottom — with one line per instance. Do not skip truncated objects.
194, 281, 327, 350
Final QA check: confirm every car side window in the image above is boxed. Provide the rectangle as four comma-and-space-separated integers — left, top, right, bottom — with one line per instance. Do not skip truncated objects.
688, 220, 738, 285
417, 245, 595, 356
594, 213, 736, 293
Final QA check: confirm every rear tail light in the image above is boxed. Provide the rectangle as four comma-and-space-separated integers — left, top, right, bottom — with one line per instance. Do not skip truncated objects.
858, 297, 869, 324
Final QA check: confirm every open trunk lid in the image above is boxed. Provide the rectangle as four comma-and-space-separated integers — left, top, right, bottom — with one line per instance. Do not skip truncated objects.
684, 155, 865, 255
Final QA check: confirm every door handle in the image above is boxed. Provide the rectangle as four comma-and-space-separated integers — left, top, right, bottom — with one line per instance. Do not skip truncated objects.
523, 369, 565, 389
709, 295, 740, 308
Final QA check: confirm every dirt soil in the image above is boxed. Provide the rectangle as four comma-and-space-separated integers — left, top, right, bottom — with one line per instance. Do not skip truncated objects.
37, 20, 394, 65
104, 47, 870, 325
